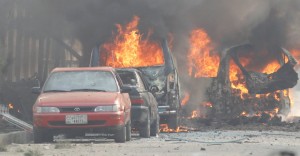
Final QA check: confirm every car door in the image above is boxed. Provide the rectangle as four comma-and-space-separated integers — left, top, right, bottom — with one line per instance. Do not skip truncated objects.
115, 72, 131, 122
137, 71, 158, 122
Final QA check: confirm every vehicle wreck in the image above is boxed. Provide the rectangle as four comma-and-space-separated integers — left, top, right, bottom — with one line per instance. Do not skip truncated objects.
206, 44, 298, 120
90, 16, 181, 129
229, 44, 298, 94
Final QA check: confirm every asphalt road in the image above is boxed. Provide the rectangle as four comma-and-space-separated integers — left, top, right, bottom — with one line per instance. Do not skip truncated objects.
2, 130, 300, 156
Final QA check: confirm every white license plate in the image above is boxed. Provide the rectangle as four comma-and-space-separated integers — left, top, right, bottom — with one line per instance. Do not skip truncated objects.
65, 114, 88, 124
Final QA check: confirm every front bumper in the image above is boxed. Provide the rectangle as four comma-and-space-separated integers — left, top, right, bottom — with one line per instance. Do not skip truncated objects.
33, 112, 125, 129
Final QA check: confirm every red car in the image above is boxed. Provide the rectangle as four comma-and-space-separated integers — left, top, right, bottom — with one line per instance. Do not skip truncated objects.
32, 67, 132, 143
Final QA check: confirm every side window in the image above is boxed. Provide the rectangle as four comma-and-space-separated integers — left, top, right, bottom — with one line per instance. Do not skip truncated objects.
137, 72, 148, 91
115, 72, 123, 88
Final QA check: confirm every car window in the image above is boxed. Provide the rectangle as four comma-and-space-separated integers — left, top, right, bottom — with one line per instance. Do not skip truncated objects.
43, 71, 118, 92
135, 72, 146, 91
117, 71, 138, 87
139, 72, 150, 90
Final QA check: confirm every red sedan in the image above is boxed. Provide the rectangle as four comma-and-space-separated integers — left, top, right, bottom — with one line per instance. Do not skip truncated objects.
32, 67, 131, 143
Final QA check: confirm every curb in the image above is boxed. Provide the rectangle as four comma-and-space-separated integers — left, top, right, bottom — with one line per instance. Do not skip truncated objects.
0, 131, 33, 146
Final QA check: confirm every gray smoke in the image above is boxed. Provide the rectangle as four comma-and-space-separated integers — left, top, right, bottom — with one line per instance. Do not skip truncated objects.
1, 0, 300, 86
1, 0, 300, 118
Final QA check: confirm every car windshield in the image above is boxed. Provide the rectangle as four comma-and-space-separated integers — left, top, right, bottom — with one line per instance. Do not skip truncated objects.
43, 71, 118, 92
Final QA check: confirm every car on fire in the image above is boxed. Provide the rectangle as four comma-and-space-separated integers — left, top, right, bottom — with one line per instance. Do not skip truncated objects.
90, 39, 181, 129
116, 68, 160, 137
31, 67, 132, 143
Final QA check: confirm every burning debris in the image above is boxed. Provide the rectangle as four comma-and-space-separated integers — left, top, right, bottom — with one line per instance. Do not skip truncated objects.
229, 44, 298, 94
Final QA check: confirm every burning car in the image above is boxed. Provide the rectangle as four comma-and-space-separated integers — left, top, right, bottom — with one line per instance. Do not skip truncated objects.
207, 44, 298, 120
89, 16, 181, 129
182, 28, 298, 122
32, 67, 132, 143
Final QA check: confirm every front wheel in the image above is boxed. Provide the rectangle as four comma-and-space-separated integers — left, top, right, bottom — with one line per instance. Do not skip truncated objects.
114, 126, 126, 143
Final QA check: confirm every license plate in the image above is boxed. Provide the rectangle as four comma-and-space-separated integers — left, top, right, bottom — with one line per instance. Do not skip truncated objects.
65, 114, 88, 124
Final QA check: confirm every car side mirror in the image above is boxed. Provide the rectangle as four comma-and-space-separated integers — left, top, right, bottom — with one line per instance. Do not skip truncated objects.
31, 87, 41, 94
121, 86, 132, 93
149, 85, 159, 93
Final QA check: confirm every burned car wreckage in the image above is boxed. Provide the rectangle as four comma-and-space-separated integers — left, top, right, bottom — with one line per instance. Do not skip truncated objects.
90, 40, 181, 129
207, 44, 298, 120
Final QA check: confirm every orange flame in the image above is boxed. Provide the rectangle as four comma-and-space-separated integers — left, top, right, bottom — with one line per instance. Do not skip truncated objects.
240, 111, 247, 116
187, 28, 219, 78
8, 103, 14, 109
181, 92, 190, 106
261, 60, 281, 74
291, 49, 300, 63
229, 60, 248, 98
203, 102, 213, 108
190, 110, 198, 118
101, 16, 164, 68
160, 124, 189, 133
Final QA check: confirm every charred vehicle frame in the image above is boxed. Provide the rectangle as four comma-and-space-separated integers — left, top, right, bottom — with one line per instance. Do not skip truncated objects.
90, 39, 182, 129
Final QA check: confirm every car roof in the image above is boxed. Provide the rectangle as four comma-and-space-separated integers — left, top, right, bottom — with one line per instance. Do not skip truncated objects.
51, 66, 115, 73
116, 68, 140, 72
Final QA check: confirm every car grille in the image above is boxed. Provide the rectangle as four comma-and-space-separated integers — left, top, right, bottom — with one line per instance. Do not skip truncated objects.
59, 107, 95, 112
49, 120, 106, 126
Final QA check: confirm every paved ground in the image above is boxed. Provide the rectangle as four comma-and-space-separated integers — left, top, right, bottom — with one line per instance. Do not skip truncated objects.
2, 130, 300, 156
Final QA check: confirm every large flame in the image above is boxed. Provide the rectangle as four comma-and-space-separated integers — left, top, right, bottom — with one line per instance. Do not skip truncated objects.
181, 91, 190, 106
229, 58, 281, 97
187, 28, 220, 78
101, 16, 164, 68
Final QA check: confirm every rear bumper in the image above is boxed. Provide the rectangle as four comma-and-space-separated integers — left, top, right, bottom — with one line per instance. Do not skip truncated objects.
158, 106, 177, 116
131, 105, 148, 124
33, 112, 125, 129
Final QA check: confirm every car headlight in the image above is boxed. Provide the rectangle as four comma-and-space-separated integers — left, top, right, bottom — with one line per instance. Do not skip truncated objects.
94, 105, 118, 112
36, 107, 60, 113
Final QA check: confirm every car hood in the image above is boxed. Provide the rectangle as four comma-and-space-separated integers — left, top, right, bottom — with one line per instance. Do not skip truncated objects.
36, 92, 119, 107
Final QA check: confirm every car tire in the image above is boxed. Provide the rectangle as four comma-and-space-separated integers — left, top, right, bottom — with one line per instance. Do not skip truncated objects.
139, 109, 150, 138
150, 113, 159, 136
168, 112, 179, 130
126, 121, 131, 141
114, 125, 126, 143
33, 128, 53, 143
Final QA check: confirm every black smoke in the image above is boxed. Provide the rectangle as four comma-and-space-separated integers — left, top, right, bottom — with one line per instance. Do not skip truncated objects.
1, 0, 300, 77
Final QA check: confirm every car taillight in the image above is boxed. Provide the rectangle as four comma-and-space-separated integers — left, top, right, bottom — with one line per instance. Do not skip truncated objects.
131, 98, 144, 105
